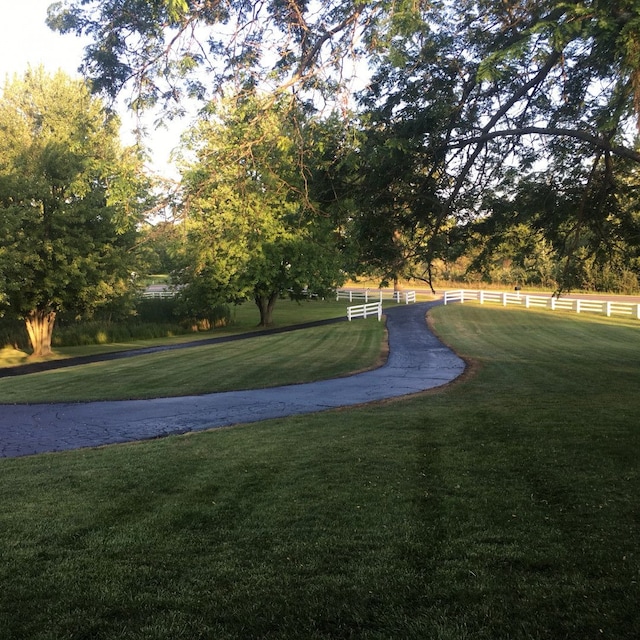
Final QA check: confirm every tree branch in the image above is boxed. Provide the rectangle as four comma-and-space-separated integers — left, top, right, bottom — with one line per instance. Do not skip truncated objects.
447, 126, 640, 163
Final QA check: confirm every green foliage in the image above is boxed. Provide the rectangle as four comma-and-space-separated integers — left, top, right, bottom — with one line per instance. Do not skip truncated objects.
135, 297, 180, 324
46, 0, 640, 289
138, 221, 183, 275
466, 161, 640, 292
0, 317, 28, 350
51, 320, 186, 347
0, 68, 150, 354
178, 91, 344, 326
46, 0, 375, 107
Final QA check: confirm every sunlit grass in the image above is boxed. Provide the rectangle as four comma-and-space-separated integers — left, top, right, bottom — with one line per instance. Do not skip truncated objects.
0, 298, 357, 365
0, 319, 386, 402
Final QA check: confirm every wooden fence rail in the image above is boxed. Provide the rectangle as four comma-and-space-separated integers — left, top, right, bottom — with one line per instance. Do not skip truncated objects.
443, 290, 640, 320
142, 290, 175, 299
347, 302, 383, 321
336, 289, 416, 304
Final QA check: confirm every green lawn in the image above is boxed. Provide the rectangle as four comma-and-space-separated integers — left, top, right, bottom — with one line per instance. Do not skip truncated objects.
0, 298, 356, 366
0, 319, 386, 402
1, 304, 639, 639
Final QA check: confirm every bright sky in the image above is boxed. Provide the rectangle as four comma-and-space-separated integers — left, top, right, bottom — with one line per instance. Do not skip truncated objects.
0, 0, 180, 177
0, 1, 87, 80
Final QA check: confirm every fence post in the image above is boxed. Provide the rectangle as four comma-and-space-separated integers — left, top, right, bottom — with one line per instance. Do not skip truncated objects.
377, 303, 382, 321
576, 300, 581, 314
502, 292, 507, 306
606, 301, 611, 317
479, 291, 484, 304
550, 297, 556, 311
525, 295, 530, 308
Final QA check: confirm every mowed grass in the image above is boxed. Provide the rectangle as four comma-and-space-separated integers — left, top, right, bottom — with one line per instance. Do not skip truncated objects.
1, 304, 639, 639
0, 298, 354, 366
0, 319, 385, 402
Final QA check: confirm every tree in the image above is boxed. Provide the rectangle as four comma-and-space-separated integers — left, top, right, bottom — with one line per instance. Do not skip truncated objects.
342, 112, 449, 290
48, 0, 640, 289
138, 219, 184, 275
356, 0, 640, 288
46, 0, 376, 112
0, 68, 149, 356
48, 1, 640, 162
177, 91, 344, 326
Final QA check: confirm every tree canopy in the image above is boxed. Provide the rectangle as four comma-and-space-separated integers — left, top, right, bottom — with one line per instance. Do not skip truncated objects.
47, 0, 640, 292
46, 0, 376, 113
353, 0, 640, 288
0, 68, 150, 355
177, 90, 344, 326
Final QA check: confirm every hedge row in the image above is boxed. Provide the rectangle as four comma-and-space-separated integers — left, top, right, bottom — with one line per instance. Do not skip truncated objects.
1, 299, 231, 350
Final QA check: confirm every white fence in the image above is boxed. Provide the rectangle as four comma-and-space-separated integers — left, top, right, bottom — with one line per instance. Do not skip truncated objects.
347, 301, 383, 321
337, 289, 416, 304
142, 289, 176, 299
443, 289, 640, 320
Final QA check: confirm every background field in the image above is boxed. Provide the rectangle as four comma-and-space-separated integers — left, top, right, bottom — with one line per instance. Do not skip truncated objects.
1, 304, 639, 639
0, 298, 357, 365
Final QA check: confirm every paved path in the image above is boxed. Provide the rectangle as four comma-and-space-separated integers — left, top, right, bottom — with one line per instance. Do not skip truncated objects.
0, 302, 465, 458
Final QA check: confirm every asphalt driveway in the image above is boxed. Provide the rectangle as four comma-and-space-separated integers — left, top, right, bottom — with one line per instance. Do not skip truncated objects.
0, 301, 465, 458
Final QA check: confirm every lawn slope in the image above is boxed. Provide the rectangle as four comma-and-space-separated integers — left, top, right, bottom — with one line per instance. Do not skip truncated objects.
0, 304, 638, 639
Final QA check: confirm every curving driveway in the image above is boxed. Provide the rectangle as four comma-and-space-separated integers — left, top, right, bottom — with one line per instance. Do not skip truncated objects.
0, 301, 465, 458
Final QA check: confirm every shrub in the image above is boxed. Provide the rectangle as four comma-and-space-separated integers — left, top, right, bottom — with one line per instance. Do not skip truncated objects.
51, 321, 189, 347
0, 317, 29, 349
135, 298, 180, 323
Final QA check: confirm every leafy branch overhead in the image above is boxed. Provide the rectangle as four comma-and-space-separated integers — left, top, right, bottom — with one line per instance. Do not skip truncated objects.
46, 0, 640, 292
47, 2, 640, 147
46, 0, 373, 111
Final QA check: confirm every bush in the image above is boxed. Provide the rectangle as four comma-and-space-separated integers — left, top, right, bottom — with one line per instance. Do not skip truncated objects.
51, 320, 189, 347
182, 304, 232, 331
135, 298, 180, 323
135, 297, 231, 328
0, 317, 29, 349
1, 297, 233, 351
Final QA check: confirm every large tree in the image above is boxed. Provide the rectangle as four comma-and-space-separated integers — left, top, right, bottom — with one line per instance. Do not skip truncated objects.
46, 0, 375, 112
47, 0, 640, 158
47, 1, 640, 290
177, 91, 344, 326
356, 0, 640, 289
0, 68, 149, 356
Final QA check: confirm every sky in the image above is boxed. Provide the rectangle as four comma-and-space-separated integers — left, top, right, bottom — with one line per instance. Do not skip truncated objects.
0, 1, 87, 80
0, 0, 181, 177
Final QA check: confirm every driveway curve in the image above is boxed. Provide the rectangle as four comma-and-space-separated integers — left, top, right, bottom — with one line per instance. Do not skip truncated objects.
0, 301, 465, 458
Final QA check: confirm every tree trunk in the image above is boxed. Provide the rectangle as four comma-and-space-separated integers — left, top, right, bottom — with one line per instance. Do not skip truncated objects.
25, 309, 57, 357
254, 291, 279, 327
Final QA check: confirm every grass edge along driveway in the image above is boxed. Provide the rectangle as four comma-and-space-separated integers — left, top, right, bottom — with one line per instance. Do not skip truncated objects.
0, 319, 387, 403
0, 304, 639, 639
